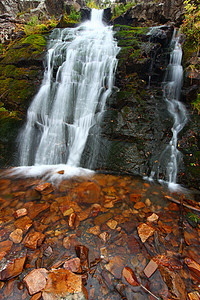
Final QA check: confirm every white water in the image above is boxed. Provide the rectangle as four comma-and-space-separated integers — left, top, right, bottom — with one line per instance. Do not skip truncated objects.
147, 29, 187, 190
18, 9, 119, 176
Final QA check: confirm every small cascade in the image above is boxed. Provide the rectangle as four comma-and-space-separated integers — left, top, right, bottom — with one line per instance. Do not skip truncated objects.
18, 9, 119, 172
147, 29, 187, 189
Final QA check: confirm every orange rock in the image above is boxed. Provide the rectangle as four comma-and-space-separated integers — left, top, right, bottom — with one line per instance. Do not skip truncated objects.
68, 212, 76, 228
122, 266, 139, 286
99, 231, 109, 243
0, 249, 27, 280
24, 231, 45, 250
145, 198, 151, 207
137, 223, 155, 243
75, 245, 89, 272
25, 202, 50, 219
25, 189, 41, 201
42, 269, 84, 299
34, 182, 55, 195
13, 208, 27, 219
63, 257, 82, 273
76, 181, 101, 204
63, 234, 77, 250
134, 202, 146, 209
23, 268, 48, 295
9, 229, 23, 244
78, 208, 90, 221
30, 292, 42, 300
106, 219, 117, 230
184, 257, 200, 278
14, 216, 33, 233
0, 251, 6, 261
57, 170, 64, 174
130, 193, 141, 203
143, 259, 158, 278
147, 213, 159, 223
188, 291, 200, 300
0, 240, 13, 253
87, 225, 101, 236
159, 265, 187, 300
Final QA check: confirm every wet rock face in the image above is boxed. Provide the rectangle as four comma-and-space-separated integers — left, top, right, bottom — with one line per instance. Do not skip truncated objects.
86, 25, 174, 179
113, 0, 184, 27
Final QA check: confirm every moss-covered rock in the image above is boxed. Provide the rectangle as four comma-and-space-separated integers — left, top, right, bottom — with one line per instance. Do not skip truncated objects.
0, 33, 47, 166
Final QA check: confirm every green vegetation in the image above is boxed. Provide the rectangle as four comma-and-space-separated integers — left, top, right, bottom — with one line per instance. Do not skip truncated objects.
24, 15, 56, 35
181, 0, 200, 112
112, 1, 136, 19
86, 0, 111, 9
69, 7, 81, 22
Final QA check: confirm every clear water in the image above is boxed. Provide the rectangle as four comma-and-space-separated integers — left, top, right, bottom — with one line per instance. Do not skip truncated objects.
18, 9, 119, 169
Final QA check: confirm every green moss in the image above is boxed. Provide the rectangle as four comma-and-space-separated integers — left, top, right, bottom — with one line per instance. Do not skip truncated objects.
0, 78, 35, 110
1, 34, 47, 65
22, 34, 47, 48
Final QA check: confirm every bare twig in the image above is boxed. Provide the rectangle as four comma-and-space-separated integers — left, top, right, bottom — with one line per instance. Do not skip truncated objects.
164, 195, 200, 213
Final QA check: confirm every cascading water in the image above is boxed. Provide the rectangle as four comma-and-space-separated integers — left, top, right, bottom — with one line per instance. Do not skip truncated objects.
17, 9, 119, 177
148, 29, 187, 189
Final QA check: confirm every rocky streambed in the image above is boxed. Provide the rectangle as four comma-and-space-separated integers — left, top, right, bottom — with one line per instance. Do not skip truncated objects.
0, 170, 199, 299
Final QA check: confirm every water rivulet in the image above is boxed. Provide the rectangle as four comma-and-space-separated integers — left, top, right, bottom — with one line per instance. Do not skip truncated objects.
18, 9, 119, 169
149, 29, 187, 188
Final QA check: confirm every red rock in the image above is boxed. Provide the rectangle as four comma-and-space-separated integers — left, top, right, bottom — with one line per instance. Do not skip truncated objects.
137, 223, 155, 243
143, 259, 158, 278
14, 216, 33, 233
105, 256, 124, 279
13, 208, 27, 218
127, 236, 141, 254
68, 212, 76, 228
24, 231, 45, 250
23, 268, 48, 295
63, 257, 82, 273
76, 181, 101, 204
9, 228, 23, 244
42, 269, 84, 299
34, 182, 55, 195
0, 249, 27, 280
184, 257, 200, 278
122, 266, 139, 286
0, 240, 13, 253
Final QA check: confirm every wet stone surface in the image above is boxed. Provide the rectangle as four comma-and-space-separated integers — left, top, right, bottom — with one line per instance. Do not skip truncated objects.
0, 171, 199, 299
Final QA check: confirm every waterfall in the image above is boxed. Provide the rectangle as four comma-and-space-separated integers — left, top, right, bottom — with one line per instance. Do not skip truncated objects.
149, 29, 187, 189
18, 9, 119, 172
